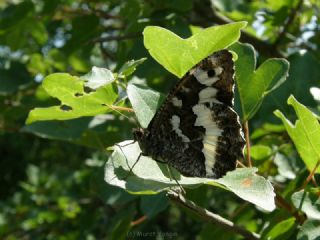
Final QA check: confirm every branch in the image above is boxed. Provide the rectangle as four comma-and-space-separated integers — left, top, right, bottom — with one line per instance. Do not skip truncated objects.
275, 193, 306, 225
91, 33, 141, 43
273, 0, 304, 46
98, 42, 115, 61
243, 121, 252, 167
58, 6, 120, 20
131, 215, 147, 227
301, 159, 320, 190
167, 191, 260, 240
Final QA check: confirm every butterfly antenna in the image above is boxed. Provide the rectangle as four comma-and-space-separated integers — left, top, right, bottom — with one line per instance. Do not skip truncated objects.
107, 99, 141, 128
105, 103, 132, 120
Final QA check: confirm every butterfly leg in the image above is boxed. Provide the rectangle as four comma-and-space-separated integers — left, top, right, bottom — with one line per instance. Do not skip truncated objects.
167, 165, 186, 195
117, 140, 136, 148
114, 142, 142, 180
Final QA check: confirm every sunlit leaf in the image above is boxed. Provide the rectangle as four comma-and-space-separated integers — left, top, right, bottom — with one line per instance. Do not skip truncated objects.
263, 217, 296, 240
80, 66, 115, 89
274, 95, 320, 174
143, 22, 247, 78
105, 141, 275, 211
26, 73, 117, 124
118, 58, 147, 78
230, 42, 289, 120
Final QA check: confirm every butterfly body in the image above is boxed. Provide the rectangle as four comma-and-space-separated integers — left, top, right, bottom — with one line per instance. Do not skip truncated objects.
133, 50, 245, 179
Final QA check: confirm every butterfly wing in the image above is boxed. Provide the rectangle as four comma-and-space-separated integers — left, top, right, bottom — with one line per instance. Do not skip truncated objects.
137, 50, 245, 178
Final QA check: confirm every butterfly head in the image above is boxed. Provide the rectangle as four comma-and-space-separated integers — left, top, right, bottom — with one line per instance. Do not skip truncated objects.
132, 128, 149, 153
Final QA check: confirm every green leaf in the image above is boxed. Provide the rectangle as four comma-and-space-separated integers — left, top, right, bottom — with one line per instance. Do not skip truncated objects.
47, 49, 68, 71
263, 217, 296, 240
104, 141, 275, 211
292, 190, 320, 220
127, 83, 164, 128
215, 166, 276, 212
108, 205, 134, 240
251, 123, 285, 139
274, 153, 297, 179
140, 193, 169, 218
57, 196, 81, 218
274, 95, 320, 174
229, 42, 289, 121
23, 115, 134, 149
28, 53, 47, 75
118, 58, 147, 78
80, 66, 115, 89
250, 145, 272, 161
297, 220, 320, 240
30, 21, 48, 45
256, 52, 320, 123
26, 73, 117, 124
0, 62, 32, 95
143, 22, 247, 78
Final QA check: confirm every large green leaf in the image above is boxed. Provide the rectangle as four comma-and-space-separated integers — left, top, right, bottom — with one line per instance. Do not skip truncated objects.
143, 22, 247, 78
23, 115, 134, 149
26, 70, 117, 124
104, 141, 275, 212
274, 95, 320, 174
262, 217, 296, 240
229, 42, 289, 121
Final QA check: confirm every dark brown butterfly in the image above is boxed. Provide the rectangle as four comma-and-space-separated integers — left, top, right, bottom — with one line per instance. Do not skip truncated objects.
133, 50, 245, 178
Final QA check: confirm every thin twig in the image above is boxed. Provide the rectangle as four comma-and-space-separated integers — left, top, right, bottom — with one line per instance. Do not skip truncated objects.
0, 126, 21, 133
59, 6, 120, 19
230, 202, 250, 219
273, 0, 304, 46
131, 215, 147, 226
275, 193, 306, 225
243, 121, 252, 167
99, 42, 115, 61
167, 190, 260, 240
301, 159, 320, 190
311, 177, 318, 188
91, 33, 141, 43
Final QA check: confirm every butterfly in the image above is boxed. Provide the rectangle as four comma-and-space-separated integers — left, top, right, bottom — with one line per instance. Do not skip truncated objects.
132, 50, 245, 179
